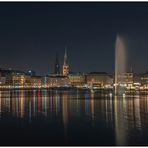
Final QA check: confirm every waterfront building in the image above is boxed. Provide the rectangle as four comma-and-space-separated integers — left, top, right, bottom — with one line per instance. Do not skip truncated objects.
0, 69, 13, 85
85, 72, 113, 89
68, 73, 85, 87
63, 48, 69, 76
30, 76, 42, 87
47, 75, 71, 87
0, 76, 6, 85
42, 76, 48, 87
12, 73, 31, 86
133, 73, 141, 89
0, 69, 27, 85
141, 72, 148, 89
117, 72, 134, 88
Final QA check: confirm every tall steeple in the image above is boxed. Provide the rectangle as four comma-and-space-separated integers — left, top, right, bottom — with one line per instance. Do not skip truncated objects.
64, 48, 68, 65
63, 47, 69, 76
54, 53, 60, 75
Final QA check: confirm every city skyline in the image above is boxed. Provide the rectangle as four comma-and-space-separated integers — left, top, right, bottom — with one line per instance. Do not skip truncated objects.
1, 2, 148, 146
1, 2, 148, 75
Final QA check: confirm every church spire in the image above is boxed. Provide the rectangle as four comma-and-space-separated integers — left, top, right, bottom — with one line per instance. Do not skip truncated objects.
63, 47, 69, 76
64, 47, 68, 65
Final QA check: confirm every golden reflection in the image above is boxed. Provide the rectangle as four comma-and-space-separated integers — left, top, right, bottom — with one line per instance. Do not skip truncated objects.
49, 91, 53, 115
16, 91, 19, 117
139, 95, 148, 128
20, 90, 25, 118
114, 95, 126, 145
109, 95, 113, 122
43, 90, 47, 116
105, 99, 109, 126
62, 92, 69, 142
134, 96, 141, 129
75, 89, 80, 114
62, 93, 68, 128
42, 90, 45, 114
90, 92, 94, 121
114, 94, 143, 145
55, 90, 61, 115
29, 96, 31, 123
11, 91, 15, 116
37, 90, 41, 112
33, 90, 36, 116
0, 89, 148, 145
1, 91, 11, 113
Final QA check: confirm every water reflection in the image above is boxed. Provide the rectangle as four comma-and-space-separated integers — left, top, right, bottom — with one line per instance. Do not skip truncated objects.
0, 90, 148, 145
114, 95, 144, 145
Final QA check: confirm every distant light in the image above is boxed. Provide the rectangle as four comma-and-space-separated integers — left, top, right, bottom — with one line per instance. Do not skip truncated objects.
134, 82, 140, 86
123, 93, 125, 97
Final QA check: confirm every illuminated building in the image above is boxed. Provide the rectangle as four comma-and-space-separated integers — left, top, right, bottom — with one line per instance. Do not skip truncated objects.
63, 48, 69, 76
12, 73, 31, 86
85, 72, 113, 88
30, 76, 42, 87
133, 73, 141, 88
0, 74, 6, 85
47, 75, 71, 87
0, 69, 28, 85
0, 69, 13, 85
68, 73, 85, 87
54, 53, 60, 75
117, 72, 133, 87
141, 72, 148, 88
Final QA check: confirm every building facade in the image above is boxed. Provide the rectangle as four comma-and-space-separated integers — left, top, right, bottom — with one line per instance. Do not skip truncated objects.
117, 72, 134, 88
47, 75, 71, 87
141, 72, 148, 88
68, 73, 85, 87
85, 72, 113, 88
30, 76, 42, 87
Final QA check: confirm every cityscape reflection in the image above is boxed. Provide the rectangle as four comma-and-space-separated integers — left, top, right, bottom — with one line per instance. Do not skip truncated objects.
0, 90, 148, 145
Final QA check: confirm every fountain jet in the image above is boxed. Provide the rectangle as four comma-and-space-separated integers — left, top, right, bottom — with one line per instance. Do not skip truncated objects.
115, 34, 127, 95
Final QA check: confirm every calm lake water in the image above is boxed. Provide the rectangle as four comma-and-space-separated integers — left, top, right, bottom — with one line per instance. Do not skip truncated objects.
0, 89, 148, 146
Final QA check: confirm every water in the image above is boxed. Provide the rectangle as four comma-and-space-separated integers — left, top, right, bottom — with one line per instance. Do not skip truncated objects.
0, 89, 148, 146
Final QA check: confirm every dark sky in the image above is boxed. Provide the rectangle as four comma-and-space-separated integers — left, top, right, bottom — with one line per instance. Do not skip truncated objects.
0, 2, 148, 75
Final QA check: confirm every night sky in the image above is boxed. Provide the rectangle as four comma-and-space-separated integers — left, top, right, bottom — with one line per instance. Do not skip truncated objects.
0, 2, 148, 75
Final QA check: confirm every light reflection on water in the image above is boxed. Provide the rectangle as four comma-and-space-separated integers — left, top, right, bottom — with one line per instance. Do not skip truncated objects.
0, 89, 148, 145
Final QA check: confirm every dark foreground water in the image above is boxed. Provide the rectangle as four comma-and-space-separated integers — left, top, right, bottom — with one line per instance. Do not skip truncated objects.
0, 89, 148, 146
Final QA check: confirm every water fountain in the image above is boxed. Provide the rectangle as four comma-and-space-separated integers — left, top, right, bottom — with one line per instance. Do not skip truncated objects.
115, 34, 127, 95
